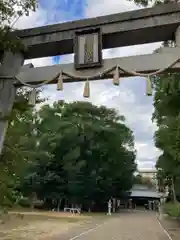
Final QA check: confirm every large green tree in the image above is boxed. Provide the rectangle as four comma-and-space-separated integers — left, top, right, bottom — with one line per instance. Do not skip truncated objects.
0, 88, 43, 207
153, 73, 180, 200
20, 101, 136, 211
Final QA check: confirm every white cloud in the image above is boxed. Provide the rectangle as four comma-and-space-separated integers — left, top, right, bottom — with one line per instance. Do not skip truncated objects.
85, 0, 139, 18
136, 141, 161, 169
15, 6, 48, 29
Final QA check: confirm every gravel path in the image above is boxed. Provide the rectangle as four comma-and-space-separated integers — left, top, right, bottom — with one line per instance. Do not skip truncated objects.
57, 211, 170, 240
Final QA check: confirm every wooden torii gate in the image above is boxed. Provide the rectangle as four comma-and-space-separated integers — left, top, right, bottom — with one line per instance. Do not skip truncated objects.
1, 3, 180, 154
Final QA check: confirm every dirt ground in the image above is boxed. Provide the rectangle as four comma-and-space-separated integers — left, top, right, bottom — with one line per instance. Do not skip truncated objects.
160, 216, 180, 240
0, 211, 91, 240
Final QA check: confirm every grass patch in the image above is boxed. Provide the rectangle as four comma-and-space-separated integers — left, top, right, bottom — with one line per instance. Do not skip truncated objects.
162, 202, 180, 218
0, 209, 110, 239
0, 211, 84, 240
83, 212, 108, 216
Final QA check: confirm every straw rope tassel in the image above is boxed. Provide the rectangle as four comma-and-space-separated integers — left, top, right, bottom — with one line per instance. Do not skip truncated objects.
28, 88, 36, 106
113, 66, 120, 86
57, 71, 63, 91
83, 79, 90, 98
146, 75, 152, 96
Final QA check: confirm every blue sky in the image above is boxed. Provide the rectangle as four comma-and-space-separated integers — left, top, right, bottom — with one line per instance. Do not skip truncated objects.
15, 0, 162, 170
40, 0, 86, 21
39, 0, 86, 64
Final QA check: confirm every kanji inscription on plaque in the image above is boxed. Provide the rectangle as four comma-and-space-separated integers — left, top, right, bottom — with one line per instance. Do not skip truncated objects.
74, 28, 102, 70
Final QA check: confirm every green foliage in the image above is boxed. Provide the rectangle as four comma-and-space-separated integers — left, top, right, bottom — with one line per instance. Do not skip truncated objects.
127, 0, 176, 7
152, 74, 180, 125
0, 0, 37, 53
18, 197, 31, 207
127, 0, 151, 6
153, 72, 180, 200
0, 87, 43, 207
163, 202, 180, 218
133, 174, 143, 184
0, 98, 136, 210
17, 101, 136, 211
133, 174, 155, 188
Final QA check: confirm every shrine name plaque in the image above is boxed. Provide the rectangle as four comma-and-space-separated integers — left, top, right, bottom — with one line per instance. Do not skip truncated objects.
74, 28, 102, 70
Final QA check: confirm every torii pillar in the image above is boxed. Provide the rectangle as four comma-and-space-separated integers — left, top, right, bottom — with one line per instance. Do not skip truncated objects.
0, 52, 24, 155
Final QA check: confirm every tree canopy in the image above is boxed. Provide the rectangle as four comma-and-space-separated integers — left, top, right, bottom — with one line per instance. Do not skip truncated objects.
153, 73, 180, 200
0, 0, 37, 53
128, 0, 178, 7
17, 101, 136, 211
0, 93, 137, 210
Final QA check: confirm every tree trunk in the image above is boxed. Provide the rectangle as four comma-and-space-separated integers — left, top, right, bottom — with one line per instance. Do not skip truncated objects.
57, 198, 61, 212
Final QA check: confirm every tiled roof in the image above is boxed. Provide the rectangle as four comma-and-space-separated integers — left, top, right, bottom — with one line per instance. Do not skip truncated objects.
130, 184, 164, 198
130, 190, 162, 198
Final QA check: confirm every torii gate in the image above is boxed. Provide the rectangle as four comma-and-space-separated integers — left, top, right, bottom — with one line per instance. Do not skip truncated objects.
1, 3, 180, 154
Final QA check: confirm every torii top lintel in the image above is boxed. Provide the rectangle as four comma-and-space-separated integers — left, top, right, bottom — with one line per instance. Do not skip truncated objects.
15, 3, 180, 59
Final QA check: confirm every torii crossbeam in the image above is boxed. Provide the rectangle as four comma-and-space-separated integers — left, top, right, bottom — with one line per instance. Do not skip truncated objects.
1, 3, 180, 154
17, 47, 180, 85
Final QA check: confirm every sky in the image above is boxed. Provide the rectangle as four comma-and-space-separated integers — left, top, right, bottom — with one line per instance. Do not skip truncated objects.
15, 0, 163, 170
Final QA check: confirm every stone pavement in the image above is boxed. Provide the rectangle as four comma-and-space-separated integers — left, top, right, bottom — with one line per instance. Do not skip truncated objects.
58, 211, 170, 240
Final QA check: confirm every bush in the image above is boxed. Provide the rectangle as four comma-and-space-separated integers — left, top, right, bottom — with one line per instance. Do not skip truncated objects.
19, 198, 44, 208
18, 198, 31, 207
163, 202, 180, 218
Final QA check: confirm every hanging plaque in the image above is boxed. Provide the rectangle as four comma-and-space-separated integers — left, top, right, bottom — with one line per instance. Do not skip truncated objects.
74, 28, 102, 70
